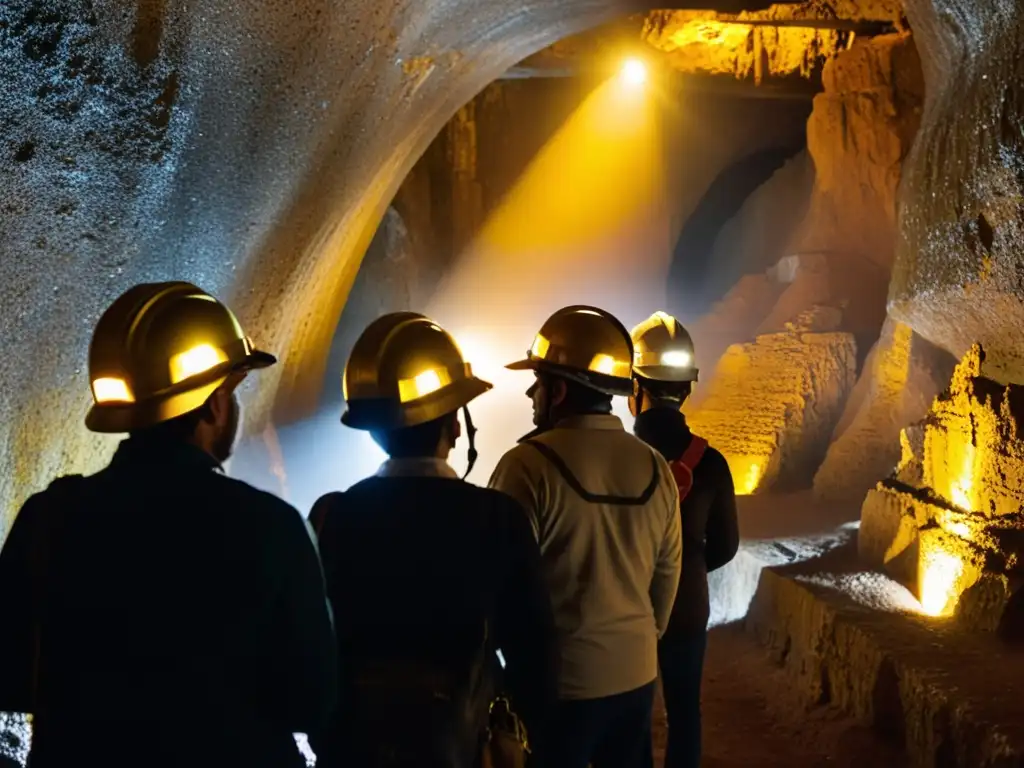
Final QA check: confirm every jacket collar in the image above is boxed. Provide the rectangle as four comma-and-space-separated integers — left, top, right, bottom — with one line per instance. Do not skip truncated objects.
376, 457, 458, 479
517, 413, 624, 443
111, 435, 222, 473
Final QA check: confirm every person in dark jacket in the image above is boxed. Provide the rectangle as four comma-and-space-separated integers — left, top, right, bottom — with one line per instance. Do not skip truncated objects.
628, 311, 740, 768
310, 311, 559, 768
0, 282, 337, 768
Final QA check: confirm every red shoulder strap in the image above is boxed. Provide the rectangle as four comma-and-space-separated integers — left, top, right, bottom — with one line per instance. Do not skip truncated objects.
678, 436, 708, 471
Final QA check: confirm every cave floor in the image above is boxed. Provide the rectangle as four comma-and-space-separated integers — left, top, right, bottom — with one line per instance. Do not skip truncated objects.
651, 623, 905, 767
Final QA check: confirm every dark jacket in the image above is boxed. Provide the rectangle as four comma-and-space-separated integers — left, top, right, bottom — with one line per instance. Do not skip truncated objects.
633, 408, 739, 638
0, 437, 337, 768
310, 464, 559, 766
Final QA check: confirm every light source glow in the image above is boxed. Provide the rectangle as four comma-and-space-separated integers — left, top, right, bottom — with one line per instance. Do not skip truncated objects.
620, 58, 647, 86
169, 343, 227, 384
918, 548, 964, 617
92, 376, 134, 403
949, 441, 976, 511
661, 350, 691, 367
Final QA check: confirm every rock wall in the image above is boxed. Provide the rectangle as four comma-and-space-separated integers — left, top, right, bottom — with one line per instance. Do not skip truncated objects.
890, 1, 1024, 385
0, 0, 646, 536
860, 345, 1024, 624
687, 323, 857, 494
813, 317, 956, 501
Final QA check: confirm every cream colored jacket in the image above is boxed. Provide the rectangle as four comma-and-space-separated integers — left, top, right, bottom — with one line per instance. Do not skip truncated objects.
489, 414, 682, 700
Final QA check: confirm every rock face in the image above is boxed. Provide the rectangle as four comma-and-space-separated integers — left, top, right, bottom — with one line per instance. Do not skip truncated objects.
813, 317, 956, 501
860, 346, 1024, 625
794, 34, 923, 275
687, 326, 857, 494
890, 0, 1024, 384
0, 0, 650, 536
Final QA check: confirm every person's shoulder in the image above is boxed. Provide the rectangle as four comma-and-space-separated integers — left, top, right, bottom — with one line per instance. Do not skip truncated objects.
697, 441, 730, 472
211, 473, 305, 527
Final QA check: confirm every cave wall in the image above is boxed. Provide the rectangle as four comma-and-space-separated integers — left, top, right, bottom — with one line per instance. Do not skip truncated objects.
890, 1, 1024, 386
0, 0, 656, 536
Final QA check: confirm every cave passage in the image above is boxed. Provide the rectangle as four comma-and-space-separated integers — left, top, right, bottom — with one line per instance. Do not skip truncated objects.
5, 2, 1024, 766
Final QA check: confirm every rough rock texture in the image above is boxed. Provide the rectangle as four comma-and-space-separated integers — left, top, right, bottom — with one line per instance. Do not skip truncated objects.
643, 2, 908, 83
813, 317, 956, 501
890, 1, 1024, 385
686, 328, 857, 494
793, 34, 923, 271
747, 546, 1024, 767
644, 10, 844, 82
859, 346, 1024, 623
0, 0, 674, 536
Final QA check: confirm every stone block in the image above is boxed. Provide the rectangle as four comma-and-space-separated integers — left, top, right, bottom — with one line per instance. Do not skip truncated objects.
687, 329, 856, 494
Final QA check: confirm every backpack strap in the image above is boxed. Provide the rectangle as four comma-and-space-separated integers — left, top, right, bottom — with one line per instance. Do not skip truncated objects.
678, 436, 708, 472
523, 440, 660, 507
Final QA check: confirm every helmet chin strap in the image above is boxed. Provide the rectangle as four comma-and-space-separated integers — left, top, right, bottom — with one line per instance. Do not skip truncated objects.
461, 405, 479, 480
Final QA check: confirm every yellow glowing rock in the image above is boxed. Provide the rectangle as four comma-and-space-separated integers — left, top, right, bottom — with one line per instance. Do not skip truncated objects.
923, 345, 1024, 517
859, 343, 1024, 625
643, 11, 842, 81
686, 328, 856, 494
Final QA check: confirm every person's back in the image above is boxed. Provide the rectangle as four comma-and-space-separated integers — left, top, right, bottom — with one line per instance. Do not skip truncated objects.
311, 312, 558, 768
632, 409, 737, 636
0, 282, 336, 768
628, 310, 739, 768
9, 440, 333, 767
490, 305, 682, 768
492, 416, 680, 699
314, 473, 557, 766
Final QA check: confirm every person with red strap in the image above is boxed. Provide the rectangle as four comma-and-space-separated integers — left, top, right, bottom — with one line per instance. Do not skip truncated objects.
628, 311, 740, 768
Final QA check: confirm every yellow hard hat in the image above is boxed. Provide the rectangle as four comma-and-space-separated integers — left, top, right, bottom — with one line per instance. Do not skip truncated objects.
506, 305, 634, 396
85, 282, 276, 433
630, 311, 698, 383
342, 312, 492, 431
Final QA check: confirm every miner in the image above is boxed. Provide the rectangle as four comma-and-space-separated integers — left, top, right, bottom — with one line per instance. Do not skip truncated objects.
308, 311, 558, 767
629, 311, 739, 768
0, 282, 337, 767
489, 305, 682, 768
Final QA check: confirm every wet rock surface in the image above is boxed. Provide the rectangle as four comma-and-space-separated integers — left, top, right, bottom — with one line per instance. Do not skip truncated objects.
891, 0, 1024, 383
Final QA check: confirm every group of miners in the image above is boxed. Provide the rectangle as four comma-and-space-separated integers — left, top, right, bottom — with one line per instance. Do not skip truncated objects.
0, 281, 738, 768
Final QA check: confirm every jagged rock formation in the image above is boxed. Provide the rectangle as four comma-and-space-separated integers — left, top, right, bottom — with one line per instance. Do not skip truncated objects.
813, 317, 956, 501
860, 345, 1024, 624
793, 34, 923, 275
687, 325, 857, 494
890, 1, 1024, 384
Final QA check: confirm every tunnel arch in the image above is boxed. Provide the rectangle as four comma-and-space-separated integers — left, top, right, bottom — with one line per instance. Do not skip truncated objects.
0, 0, 678, 527
666, 142, 809, 320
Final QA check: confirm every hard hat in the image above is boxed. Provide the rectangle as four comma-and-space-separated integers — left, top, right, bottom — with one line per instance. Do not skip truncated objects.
506, 305, 634, 396
85, 282, 276, 433
630, 311, 699, 383
342, 312, 493, 431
